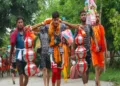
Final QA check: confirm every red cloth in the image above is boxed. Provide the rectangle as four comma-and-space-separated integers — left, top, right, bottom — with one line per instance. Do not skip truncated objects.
91, 24, 106, 52
10, 28, 18, 46
52, 68, 61, 83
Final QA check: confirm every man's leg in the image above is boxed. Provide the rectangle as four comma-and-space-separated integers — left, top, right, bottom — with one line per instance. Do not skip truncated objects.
17, 60, 28, 86
24, 74, 29, 86
82, 72, 87, 86
17, 60, 25, 86
11, 71, 15, 84
82, 54, 91, 86
46, 54, 51, 86
57, 80, 61, 86
19, 74, 24, 86
85, 63, 91, 84
98, 66, 104, 76
52, 72, 56, 86
86, 68, 89, 83
22, 61, 28, 86
52, 68, 57, 86
56, 68, 61, 86
95, 65, 100, 86
52, 83, 55, 86
95, 66, 104, 86
43, 68, 47, 86
96, 52, 104, 86
11, 63, 16, 84
47, 69, 50, 86
81, 68, 90, 86
41, 54, 48, 86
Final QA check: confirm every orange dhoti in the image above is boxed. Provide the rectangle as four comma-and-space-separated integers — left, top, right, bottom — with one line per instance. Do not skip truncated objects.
91, 24, 106, 68
91, 51, 104, 67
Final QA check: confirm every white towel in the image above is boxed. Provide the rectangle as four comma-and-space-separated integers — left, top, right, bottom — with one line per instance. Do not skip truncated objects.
16, 48, 25, 61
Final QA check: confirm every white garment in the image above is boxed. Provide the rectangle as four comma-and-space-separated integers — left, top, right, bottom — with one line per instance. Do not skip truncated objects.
16, 48, 25, 61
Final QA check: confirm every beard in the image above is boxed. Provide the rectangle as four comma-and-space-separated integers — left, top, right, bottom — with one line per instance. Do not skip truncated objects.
80, 18, 86, 23
81, 20, 86, 24
96, 19, 99, 24
18, 27, 23, 31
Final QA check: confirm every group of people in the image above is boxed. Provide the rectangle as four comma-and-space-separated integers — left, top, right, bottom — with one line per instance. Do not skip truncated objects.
0, 53, 11, 77
9, 9, 107, 86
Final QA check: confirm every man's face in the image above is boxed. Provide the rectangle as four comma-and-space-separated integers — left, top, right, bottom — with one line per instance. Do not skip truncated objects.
17, 19, 24, 30
52, 18, 59, 27
96, 14, 100, 24
80, 12, 86, 22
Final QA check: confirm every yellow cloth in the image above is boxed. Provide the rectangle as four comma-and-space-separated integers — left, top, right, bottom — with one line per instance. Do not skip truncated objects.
62, 44, 69, 67
63, 66, 68, 82
62, 44, 69, 82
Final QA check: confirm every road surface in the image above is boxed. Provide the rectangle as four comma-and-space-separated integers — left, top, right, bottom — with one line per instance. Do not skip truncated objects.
0, 76, 113, 86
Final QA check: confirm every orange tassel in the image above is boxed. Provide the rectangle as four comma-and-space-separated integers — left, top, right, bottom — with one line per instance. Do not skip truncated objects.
48, 21, 61, 63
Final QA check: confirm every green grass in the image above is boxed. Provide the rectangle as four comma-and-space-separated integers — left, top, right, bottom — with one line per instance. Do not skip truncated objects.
89, 67, 120, 86
114, 83, 120, 86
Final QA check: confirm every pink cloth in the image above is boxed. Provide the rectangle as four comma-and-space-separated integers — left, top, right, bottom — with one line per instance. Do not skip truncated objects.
10, 28, 18, 46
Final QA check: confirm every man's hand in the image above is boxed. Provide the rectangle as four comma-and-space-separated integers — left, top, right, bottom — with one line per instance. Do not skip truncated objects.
79, 25, 84, 29
78, 26, 82, 30
61, 20, 66, 24
51, 62, 57, 69
24, 25, 32, 32
59, 19, 62, 22
96, 45, 100, 52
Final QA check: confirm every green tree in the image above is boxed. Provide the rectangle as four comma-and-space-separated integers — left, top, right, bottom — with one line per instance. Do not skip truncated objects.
98, 0, 120, 66
35, 0, 84, 24
0, 0, 39, 35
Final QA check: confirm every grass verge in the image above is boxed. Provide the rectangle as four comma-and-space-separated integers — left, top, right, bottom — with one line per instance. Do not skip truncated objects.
89, 67, 120, 86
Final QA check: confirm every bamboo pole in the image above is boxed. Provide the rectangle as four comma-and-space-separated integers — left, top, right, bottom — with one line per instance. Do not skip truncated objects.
100, 0, 102, 24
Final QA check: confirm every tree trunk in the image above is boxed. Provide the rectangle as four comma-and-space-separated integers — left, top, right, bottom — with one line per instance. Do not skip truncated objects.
100, 0, 102, 23
109, 51, 115, 66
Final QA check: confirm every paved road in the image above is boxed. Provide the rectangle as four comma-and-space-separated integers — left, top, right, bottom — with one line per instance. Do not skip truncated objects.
0, 76, 113, 86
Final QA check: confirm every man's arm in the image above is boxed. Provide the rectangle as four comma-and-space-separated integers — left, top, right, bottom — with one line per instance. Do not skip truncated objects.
62, 21, 80, 29
9, 45, 14, 64
32, 27, 40, 32
32, 23, 44, 31
32, 18, 53, 31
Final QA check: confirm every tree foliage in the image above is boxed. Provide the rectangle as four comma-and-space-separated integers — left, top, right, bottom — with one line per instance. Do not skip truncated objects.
100, 0, 120, 51
35, 0, 84, 23
0, 0, 39, 35
109, 9, 120, 50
